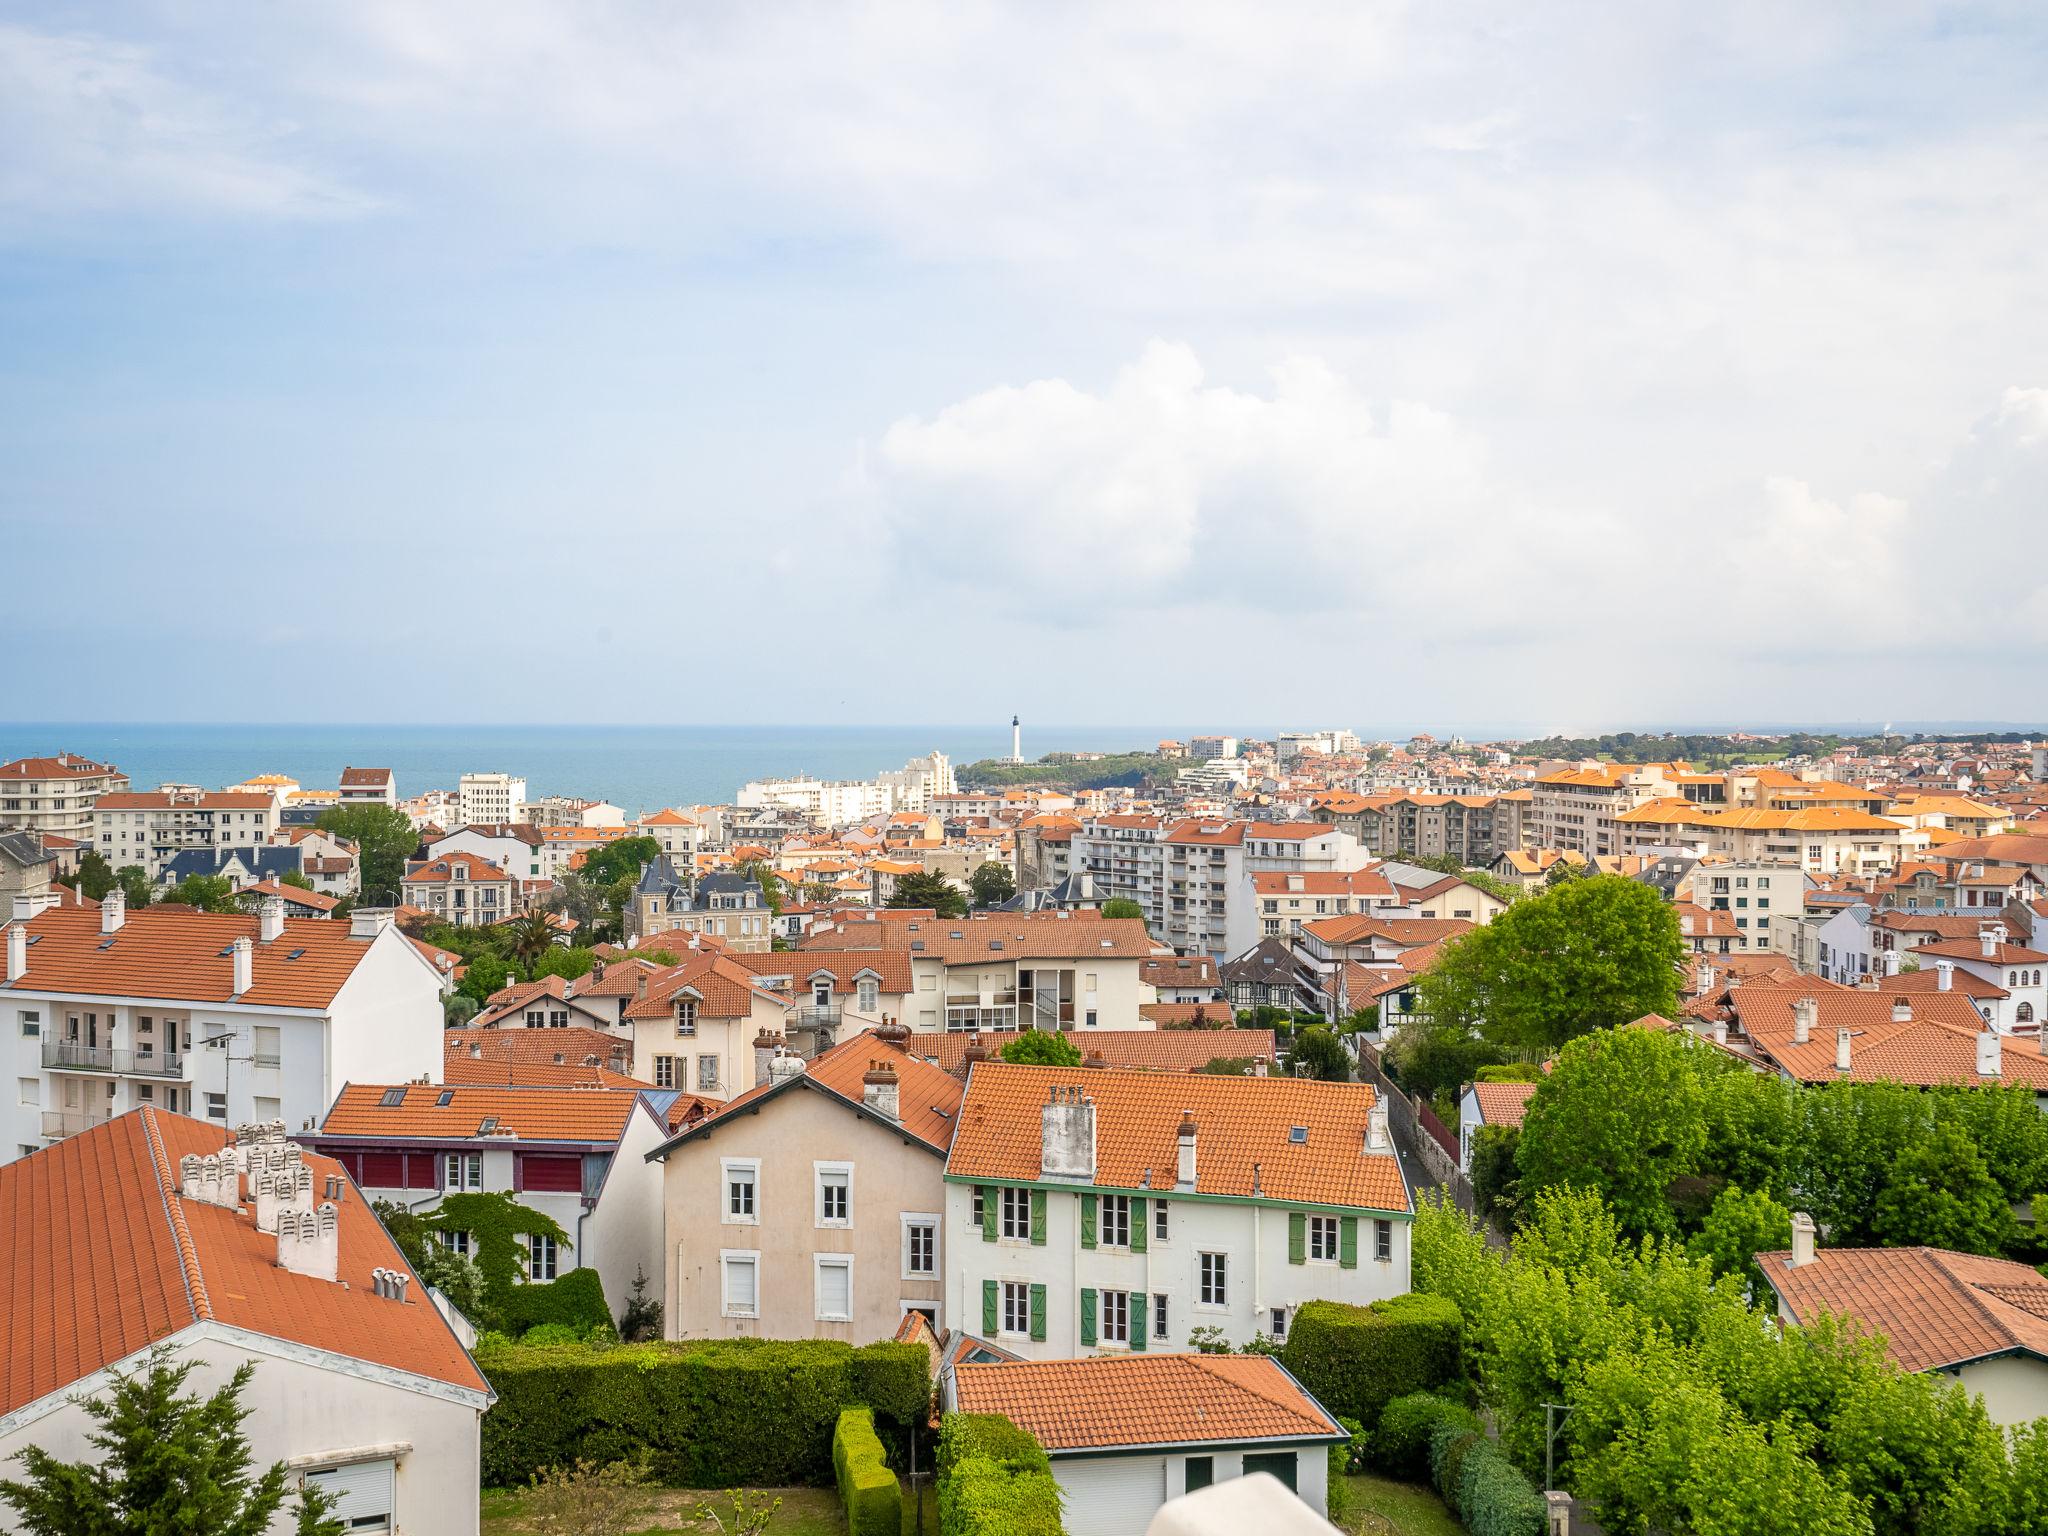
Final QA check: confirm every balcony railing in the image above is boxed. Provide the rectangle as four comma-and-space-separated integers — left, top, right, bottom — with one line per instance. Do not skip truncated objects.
795, 1004, 842, 1028
946, 1005, 1018, 1032
42, 1110, 112, 1140
41, 1039, 185, 1078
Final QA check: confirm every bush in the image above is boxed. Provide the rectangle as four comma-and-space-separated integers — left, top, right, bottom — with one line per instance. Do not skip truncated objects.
499, 1267, 614, 1338
1429, 1422, 1544, 1536
834, 1409, 901, 1536
1329, 1418, 1362, 1523
1280, 1293, 1463, 1426
936, 1414, 1062, 1536
1374, 1392, 1483, 1480
480, 1338, 931, 1489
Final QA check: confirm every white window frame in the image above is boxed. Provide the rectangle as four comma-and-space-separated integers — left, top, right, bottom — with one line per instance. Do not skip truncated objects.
1001, 1279, 1030, 1338
1198, 1250, 1228, 1308
1000, 1185, 1030, 1240
527, 1232, 558, 1282
814, 1253, 854, 1323
1153, 1291, 1169, 1342
722, 1158, 760, 1225
696, 1053, 720, 1092
720, 1249, 760, 1318
1101, 1287, 1131, 1345
901, 1213, 939, 1280
1308, 1214, 1339, 1262
815, 1162, 853, 1228
1101, 1194, 1131, 1249
1375, 1218, 1394, 1263
857, 977, 880, 1013
653, 1055, 677, 1090
1153, 1199, 1169, 1243
445, 1152, 484, 1192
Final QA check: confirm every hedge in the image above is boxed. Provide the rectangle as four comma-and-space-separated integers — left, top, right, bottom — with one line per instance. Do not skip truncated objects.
1430, 1423, 1545, 1536
936, 1414, 1063, 1536
834, 1408, 901, 1536
478, 1337, 930, 1488
1373, 1392, 1482, 1481
1279, 1293, 1463, 1426
498, 1267, 613, 1337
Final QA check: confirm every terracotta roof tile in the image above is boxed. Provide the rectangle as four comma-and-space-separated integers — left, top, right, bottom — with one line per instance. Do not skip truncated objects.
671, 1029, 964, 1154
320, 1084, 644, 1143
1758, 1245, 2048, 1373
952, 1354, 1344, 1450
1471, 1081, 1537, 1128
915, 1029, 1278, 1078
731, 947, 916, 996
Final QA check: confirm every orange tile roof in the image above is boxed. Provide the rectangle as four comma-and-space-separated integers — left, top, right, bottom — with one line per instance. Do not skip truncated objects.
1248, 869, 1401, 898
0, 754, 122, 781
441, 1054, 651, 1089
1758, 1245, 2048, 1373
951, 1354, 1344, 1451
665, 1029, 964, 1154
401, 851, 514, 886
914, 1029, 1278, 1078
95, 791, 272, 811
240, 880, 342, 912
803, 912, 1157, 964
946, 1064, 1408, 1213
1139, 1003, 1240, 1027
1911, 938, 2048, 965
1, 904, 380, 1009
1729, 986, 2048, 1088
320, 1083, 645, 1143
731, 947, 916, 996
0, 1109, 486, 1418
621, 949, 787, 1020
444, 1025, 632, 1070
1301, 914, 1475, 949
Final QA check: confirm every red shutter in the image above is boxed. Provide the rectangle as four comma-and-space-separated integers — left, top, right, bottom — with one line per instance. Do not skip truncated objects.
517, 1154, 583, 1194
358, 1152, 405, 1188
404, 1152, 440, 1190
328, 1149, 363, 1182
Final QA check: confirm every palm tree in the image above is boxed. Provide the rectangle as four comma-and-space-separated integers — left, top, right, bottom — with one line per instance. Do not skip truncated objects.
506, 909, 557, 975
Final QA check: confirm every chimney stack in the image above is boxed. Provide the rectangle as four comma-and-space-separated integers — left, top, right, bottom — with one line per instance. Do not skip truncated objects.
1836, 1027, 1853, 1074
862, 1059, 900, 1121
6, 922, 24, 984
1793, 996, 1817, 1044
769, 1051, 806, 1083
349, 908, 393, 940
1937, 960, 1955, 992
277, 1203, 340, 1283
1883, 948, 1901, 978
230, 936, 253, 997
101, 888, 125, 934
258, 895, 285, 944
1367, 1102, 1391, 1153
1891, 997, 1912, 1023
179, 1152, 241, 1209
254, 1161, 314, 1233
1252, 1054, 1269, 1078
1978, 1026, 2002, 1078
754, 1028, 778, 1086
1982, 927, 2000, 958
1041, 1085, 1097, 1181
1712, 1020, 1729, 1047
1176, 1110, 1198, 1189
1789, 1210, 1817, 1268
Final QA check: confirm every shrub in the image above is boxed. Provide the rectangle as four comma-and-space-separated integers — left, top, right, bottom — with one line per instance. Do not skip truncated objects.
517, 1323, 588, 1348
1429, 1422, 1544, 1536
500, 1267, 614, 1338
1280, 1293, 1463, 1426
1328, 1418, 1362, 1523
834, 1409, 901, 1536
936, 1414, 1050, 1478
935, 1414, 1062, 1536
1374, 1392, 1483, 1481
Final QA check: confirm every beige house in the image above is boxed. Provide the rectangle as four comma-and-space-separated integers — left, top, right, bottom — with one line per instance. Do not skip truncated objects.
651, 1028, 962, 1343
1617, 800, 1927, 877
620, 949, 793, 1099
0, 754, 129, 843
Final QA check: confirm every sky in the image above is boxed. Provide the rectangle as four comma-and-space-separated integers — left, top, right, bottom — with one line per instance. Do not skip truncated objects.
3, 2, 2045, 734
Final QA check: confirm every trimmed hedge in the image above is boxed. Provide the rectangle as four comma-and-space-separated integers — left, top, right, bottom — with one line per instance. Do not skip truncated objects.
499, 1266, 613, 1337
479, 1337, 930, 1488
1279, 1293, 1463, 1427
1429, 1423, 1545, 1536
1374, 1392, 1483, 1481
936, 1414, 1063, 1536
834, 1408, 901, 1536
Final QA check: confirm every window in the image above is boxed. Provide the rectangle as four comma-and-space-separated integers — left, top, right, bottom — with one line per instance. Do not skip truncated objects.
653, 1055, 676, 1089
1101, 1289, 1130, 1344
1243, 1452, 1298, 1493
1184, 1457, 1214, 1494
446, 1153, 483, 1191
303, 1458, 394, 1535
17, 1078, 36, 1107
528, 1233, 558, 1282
724, 1161, 758, 1222
675, 999, 698, 1036
971, 1186, 985, 1230
204, 1092, 227, 1121
1153, 1291, 1169, 1343
815, 1256, 853, 1321
1199, 1251, 1227, 1307
1001, 1280, 1030, 1336
1000, 1186, 1030, 1239
1308, 1215, 1339, 1261
817, 1166, 851, 1227
903, 1216, 937, 1277
1154, 1200, 1170, 1242
17, 1010, 38, 1038
722, 1252, 759, 1317
1375, 1218, 1394, 1263
1270, 1306, 1290, 1340
441, 1229, 472, 1257
697, 1054, 720, 1092
858, 978, 879, 1013
1101, 1194, 1131, 1248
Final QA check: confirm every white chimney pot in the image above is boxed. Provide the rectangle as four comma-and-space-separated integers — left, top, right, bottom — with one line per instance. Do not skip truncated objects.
1790, 1211, 1817, 1268
101, 889, 126, 934
6, 923, 24, 984
231, 935, 253, 997
1978, 1027, 2002, 1078
1836, 1027, 1853, 1074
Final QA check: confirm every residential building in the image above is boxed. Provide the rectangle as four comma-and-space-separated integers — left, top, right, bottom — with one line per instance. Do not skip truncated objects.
307, 1083, 668, 1318
1140, 953, 1224, 1003
943, 1064, 1413, 1357
522, 796, 626, 829
1720, 986, 2048, 1094
1245, 870, 1404, 945
1187, 738, 1239, 761
440, 1025, 638, 1086
650, 1028, 963, 1342
0, 1111, 491, 1535
401, 851, 518, 928
914, 1028, 1277, 1077
3, 897, 445, 1164
1809, 903, 1877, 986
1354, 792, 1529, 866
637, 808, 705, 864
337, 766, 397, 808
1458, 1081, 1535, 1172
1616, 800, 1927, 877
457, 772, 528, 828
0, 832, 55, 904
731, 949, 916, 1047
425, 824, 547, 884
620, 949, 793, 1099
156, 844, 308, 893
635, 868, 773, 952
92, 789, 277, 881
1683, 861, 1806, 954
944, 1353, 1346, 1536
1527, 762, 1687, 856
0, 754, 128, 842
1222, 938, 1320, 1014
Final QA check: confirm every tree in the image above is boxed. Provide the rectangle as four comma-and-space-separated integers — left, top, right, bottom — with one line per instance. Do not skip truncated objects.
72, 849, 118, 900
1544, 857, 1590, 888
162, 875, 246, 914
617, 1265, 663, 1342
1100, 898, 1146, 925
1468, 1125, 1527, 1228
1380, 1012, 1504, 1106
0, 1348, 341, 1536
531, 946, 598, 983
968, 861, 1017, 908
459, 952, 512, 1005
315, 804, 417, 904
279, 869, 314, 891
576, 837, 662, 892
887, 869, 966, 918
999, 1031, 1084, 1067
115, 865, 152, 910
1289, 1026, 1352, 1081
1688, 1186, 1793, 1296
1415, 875, 1683, 1053
545, 871, 613, 940
444, 993, 480, 1027
524, 1460, 650, 1536
504, 909, 558, 974
1871, 1122, 2014, 1255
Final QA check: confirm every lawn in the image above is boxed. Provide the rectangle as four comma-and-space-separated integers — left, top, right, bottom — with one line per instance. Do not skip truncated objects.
482, 1478, 939, 1536
1339, 1473, 1466, 1536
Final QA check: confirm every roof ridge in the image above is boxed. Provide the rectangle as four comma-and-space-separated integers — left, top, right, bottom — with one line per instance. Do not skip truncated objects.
140, 1109, 214, 1323
1928, 1249, 2031, 1351
1191, 1354, 1326, 1429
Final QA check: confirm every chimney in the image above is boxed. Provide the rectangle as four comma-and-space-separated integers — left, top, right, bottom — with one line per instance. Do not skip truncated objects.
769, 1051, 806, 1083
862, 1059, 900, 1121
231, 936, 253, 997
1883, 948, 1901, 977
1978, 1026, 2001, 1078
1712, 1020, 1729, 1047
258, 896, 285, 944
1083, 1049, 1107, 1070
1836, 1027, 1853, 1074
962, 1031, 990, 1069
101, 888, 126, 934
6, 923, 24, 984
753, 1028, 778, 1085
1367, 1102, 1391, 1153
179, 1152, 240, 1209
1891, 997, 1912, 1024
1937, 960, 1955, 992
277, 1203, 340, 1283
1789, 1210, 1816, 1268
1042, 1086, 1097, 1181
254, 1161, 314, 1233
349, 908, 393, 940
636, 971, 650, 1000
1252, 1054, 1269, 1078
1982, 927, 2000, 958
1176, 1110, 1198, 1189
1792, 996, 1817, 1044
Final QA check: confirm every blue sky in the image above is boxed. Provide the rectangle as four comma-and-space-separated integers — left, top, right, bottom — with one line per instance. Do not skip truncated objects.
3, 2, 2045, 731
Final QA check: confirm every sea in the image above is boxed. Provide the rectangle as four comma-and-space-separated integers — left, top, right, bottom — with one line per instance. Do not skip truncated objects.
0, 723, 1203, 814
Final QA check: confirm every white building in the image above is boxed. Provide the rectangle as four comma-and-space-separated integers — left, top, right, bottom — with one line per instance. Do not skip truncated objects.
92, 789, 278, 881
457, 773, 528, 828
0, 1110, 492, 1536
337, 767, 397, 809
3, 894, 446, 1166
0, 754, 129, 842
943, 1064, 1413, 1358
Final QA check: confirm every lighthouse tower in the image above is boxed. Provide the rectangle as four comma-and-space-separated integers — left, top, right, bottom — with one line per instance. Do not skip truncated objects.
1011, 715, 1023, 764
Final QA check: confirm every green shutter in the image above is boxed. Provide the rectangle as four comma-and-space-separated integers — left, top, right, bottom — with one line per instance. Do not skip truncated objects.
1029, 1283, 1047, 1342
1080, 1287, 1097, 1347
1340, 1215, 1359, 1270
1080, 1193, 1097, 1249
1131, 1292, 1147, 1351
982, 1279, 998, 1333
981, 1187, 996, 1242
1030, 1189, 1047, 1246
1130, 1198, 1147, 1253
1288, 1211, 1306, 1265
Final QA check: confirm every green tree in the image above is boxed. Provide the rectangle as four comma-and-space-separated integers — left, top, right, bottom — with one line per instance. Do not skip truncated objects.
1871, 1122, 2014, 1255
1468, 1125, 1527, 1229
279, 869, 314, 891
734, 859, 783, 916
114, 865, 152, 910
1288, 1026, 1352, 1081
1380, 1013, 1504, 1108
1688, 1186, 1793, 1296
1100, 898, 1145, 924
576, 836, 663, 891
162, 875, 246, 914
968, 861, 1017, 908
544, 871, 613, 941
1415, 875, 1683, 1052
0, 1348, 341, 1536
1543, 857, 1589, 888
504, 909, 558, 974
72, 849, 119, 900
314, 804, 417, 904
998, 1031, 1084, 1067
887, 869, 966, 918
460, 952, 513, 1005
530, 946, 598, 983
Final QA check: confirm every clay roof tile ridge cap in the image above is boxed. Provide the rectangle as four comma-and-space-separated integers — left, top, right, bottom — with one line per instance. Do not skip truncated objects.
141, 1108, 213, 1322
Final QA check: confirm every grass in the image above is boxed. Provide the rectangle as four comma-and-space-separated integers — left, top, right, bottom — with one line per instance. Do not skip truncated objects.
481, 1478, 938, 1536
1339, 1472, 1466, 1536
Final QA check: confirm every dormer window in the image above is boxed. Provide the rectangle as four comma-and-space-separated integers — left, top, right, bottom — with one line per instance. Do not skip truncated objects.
676, 998, 698, 1036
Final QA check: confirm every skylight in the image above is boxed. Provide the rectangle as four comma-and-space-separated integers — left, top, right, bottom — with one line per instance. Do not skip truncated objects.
380, 1087, 406, 1107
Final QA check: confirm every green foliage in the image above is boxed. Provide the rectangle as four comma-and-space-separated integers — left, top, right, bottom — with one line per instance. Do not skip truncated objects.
833, 1409, 901, 1536
503, 909, 559, 972
1289, 1026, 1352, 1081
279, 868, 314, 891
888, 869, 967, 918
577, 836, 664, 891
1468, 1125, 1526, 1229
1416, 875, 1683, 1052
1687, 1186, 1793, 1295
734, 859, 784, 916
115, 862, 153, 909
1278, 1294, 1463, 1427
1433, 1424, 1546, 1536
162, 874, 246, 913
459, 952, 513, 1004
1872, 1121, 2015, 1254
501, 1267, 613, 1339
1382, 1014, 1506, 1105
998, 1030, 1084, 1066
935, 1415, 1063, 1536
968, 861, 1017, 908
956, 751, 1161, 790
72, 849, 118, 900
1396, 852, 1520, 906
617, 1264, 663, 1342
1373, 1392, 1483, 1481
1100, 898, 1145, 923
479, 1338, 930, 1489
0, 1347, 341, 1536
530, 945, 598, 982
315, 804, 416, 903
1473, 1062, 1543, 1083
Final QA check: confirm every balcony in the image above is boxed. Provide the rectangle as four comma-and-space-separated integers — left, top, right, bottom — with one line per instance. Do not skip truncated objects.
946, 1005, 1018, 1032
42, 1110, 112, 1140
41, 1039, 185, 1078
795, 1003, 842, 1028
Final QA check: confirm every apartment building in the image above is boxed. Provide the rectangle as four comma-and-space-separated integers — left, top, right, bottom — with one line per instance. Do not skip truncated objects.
1617, 801, 1926, 877
1244, 869, 1405, 944
1681, 862, 1807, 954
457, 772, 528, 827
92, 789, 277, 881
426, 823, 547, 883
620, 950, 793, 1099
400, 851, 519, 927
0, 754, 128, 842
1351, 792, 1529, 865
2, 896, 445, 1164
1527, 763, 1687, 856
634, 867, 773, 952
337, 766, 397, 808
944, 1065, 1413, 1357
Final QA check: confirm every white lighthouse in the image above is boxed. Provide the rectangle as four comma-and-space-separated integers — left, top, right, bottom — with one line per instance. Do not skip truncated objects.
1011, 715, 1023, 764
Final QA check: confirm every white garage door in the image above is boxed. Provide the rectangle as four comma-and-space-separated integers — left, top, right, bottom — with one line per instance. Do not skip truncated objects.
304, 1458, 394, 1533
1056, 1456, 1167, 1536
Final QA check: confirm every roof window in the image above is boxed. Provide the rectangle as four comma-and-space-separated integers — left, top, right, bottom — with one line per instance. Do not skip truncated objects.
380, 1087, 407, 1107
437, 1089, 454, 1106
478, 1116, 499, 1134
1288, 1126, 1309, 1144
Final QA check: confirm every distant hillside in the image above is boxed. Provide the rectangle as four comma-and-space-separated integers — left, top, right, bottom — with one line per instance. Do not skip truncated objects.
956, 751, 1165, 790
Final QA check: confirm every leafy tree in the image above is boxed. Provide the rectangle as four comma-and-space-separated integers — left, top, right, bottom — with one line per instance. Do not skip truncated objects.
733, 859, 783, 916
1871, 1122, 2014, 1255
1100, 898, 1146, 924
576, 836, 662, 891
504, 909, 558, 974
1468, 1125, 1527, 1228
998, 1031, 1083, 1067
279, 869, 314, 891
1543, 857, 1590, 888
1687, 1186, 1793, 1296
72, 849, 118, 900
1289, 1026, 1352, 1081
1415, 875, 1683, 1052
459, 952, 513, 1005
886, 869, 966, 918
968, 861, 1017, 908
0, 1348, 341, 1535
444, 993, 480, 1026
115, 865, 152, 910
162, 875, 246, 914
1380, 1013, 1504, 1107
315, 804, 417, 904
531, 946, 598, 983
545, 871, 615, 941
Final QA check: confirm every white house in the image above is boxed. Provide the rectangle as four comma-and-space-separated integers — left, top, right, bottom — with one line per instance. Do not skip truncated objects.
424, 824, 547, 884
0, 1110, 492, 1536
943, 1063, 1413, 1357
3, 894, 447, 1166
1458, 1079, 1536, 1172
